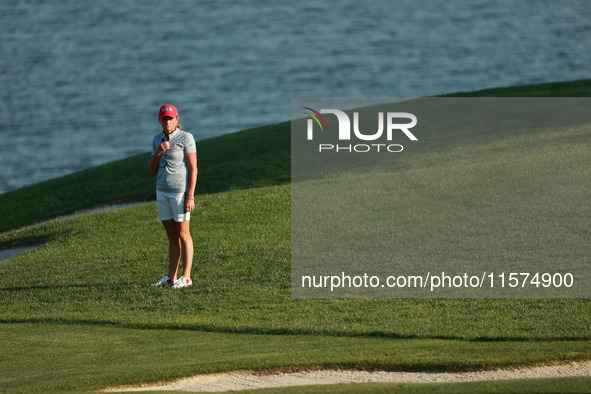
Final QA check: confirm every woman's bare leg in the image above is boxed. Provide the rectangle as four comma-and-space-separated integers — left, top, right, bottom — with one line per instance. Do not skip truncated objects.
162, 219, 181, 280
176, 220, 193, 280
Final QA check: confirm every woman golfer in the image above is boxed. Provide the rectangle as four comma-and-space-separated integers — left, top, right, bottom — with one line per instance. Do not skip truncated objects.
149, 104, 197, 288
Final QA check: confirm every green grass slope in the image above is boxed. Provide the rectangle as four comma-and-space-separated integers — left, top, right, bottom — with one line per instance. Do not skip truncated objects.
0, 79, 590, 391
2, 183, 588, 340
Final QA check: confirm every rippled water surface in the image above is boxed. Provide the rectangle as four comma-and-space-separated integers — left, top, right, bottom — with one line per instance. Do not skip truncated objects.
1, 0, 590, 193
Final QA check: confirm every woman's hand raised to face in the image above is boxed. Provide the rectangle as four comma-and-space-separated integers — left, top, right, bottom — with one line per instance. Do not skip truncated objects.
156, 141, 170, 155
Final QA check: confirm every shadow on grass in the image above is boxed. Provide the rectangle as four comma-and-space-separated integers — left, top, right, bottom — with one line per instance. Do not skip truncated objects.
0, 317, 589, 342
0, 245, 42, 262
0, 225, 76, 260
0, 283, 139, 291
0, 236, 48, 250
0, 236, 49, 262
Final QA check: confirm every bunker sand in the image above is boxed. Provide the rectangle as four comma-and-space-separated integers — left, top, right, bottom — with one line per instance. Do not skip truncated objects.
109, 361, 591, 392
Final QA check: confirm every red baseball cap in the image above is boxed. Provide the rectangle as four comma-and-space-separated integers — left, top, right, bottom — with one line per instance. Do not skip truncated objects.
158, 104, 178, 119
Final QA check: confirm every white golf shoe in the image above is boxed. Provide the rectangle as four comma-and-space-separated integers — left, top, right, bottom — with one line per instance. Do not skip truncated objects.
151, 276, 174, 287
172, 276, 193, 289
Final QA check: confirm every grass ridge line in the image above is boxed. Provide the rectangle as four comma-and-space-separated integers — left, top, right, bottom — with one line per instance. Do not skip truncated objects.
1, 318, 589, 342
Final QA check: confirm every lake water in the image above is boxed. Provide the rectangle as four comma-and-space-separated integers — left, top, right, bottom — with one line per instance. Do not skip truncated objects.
1, 0, 590, 193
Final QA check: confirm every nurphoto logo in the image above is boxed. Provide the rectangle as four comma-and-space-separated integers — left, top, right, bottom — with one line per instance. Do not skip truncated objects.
303, 107, 418, 153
